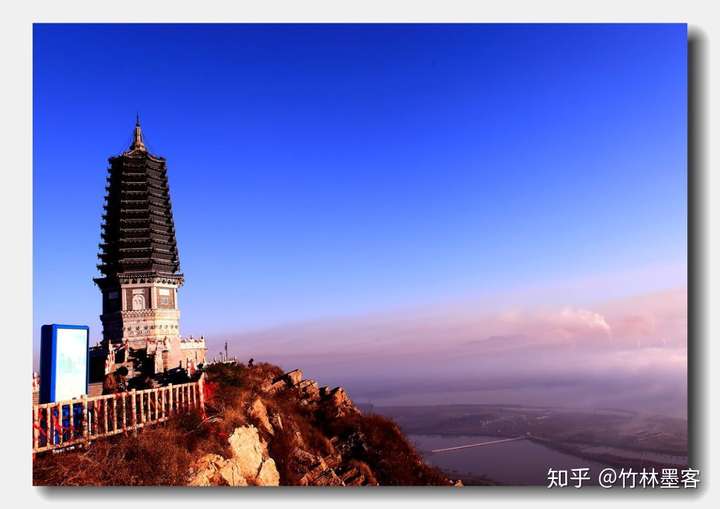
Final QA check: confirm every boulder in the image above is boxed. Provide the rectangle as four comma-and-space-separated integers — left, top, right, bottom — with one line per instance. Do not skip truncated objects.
311, 468, 344, 486
255, 458, 280, 486
323, 387, 359, 418
297, 379, 321, 401
286, 369, 303, 386
188, 453, 225, 486
291, 448, 345, 486
272, 369, 303, 388
227, 425, 265, 481
187, 440, 279, 487
218, 458, 249, 486
225, 425, 280, 486
249, 398, 274, 436
329, 387, 351, 405
261, 379, 287, 395
291, 447, 322, 469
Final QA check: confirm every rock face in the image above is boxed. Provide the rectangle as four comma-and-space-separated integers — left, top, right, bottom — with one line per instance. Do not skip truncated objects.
297, 379, 321, 401
227, 426, 267, 481
188, 425, 280, 487
290, 448, 344, 486
249, 398, 274, 436
218, 458, 249, 486
284, 369, 304, 386
255, 371, 382, 486
188, 454, 227, 487
256, 457, 281, 486
262, 369, 303, 395
188, 366, 447, 487
321, 387, 359, 419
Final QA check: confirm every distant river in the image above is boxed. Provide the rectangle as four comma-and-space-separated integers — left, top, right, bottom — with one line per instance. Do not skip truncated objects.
410, 434, 614, 486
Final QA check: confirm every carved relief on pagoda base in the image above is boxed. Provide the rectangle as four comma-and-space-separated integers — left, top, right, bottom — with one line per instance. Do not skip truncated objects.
100, 308, 181, 345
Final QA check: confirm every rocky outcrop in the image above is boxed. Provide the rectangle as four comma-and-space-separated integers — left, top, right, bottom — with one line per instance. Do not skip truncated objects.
188, 425, 280, 487
249, 398, 274, 436
258, 371, 381, 485
264, 368, 304, 394
297, 379, 321, 400
322, 387, 359, 418
188, 454, 228, 486
264, 369, 360, 416
218, 458, 249, 486
190, 365, 448, 487
291, 448, 344, 486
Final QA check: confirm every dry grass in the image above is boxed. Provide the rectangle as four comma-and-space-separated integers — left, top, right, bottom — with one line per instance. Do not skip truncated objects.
34, 418, 196, 486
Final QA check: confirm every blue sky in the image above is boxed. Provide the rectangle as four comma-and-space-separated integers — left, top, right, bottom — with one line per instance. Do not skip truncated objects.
33, 24, 687, 352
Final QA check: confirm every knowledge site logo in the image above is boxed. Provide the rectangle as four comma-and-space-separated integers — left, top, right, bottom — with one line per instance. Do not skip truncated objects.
547, 467, 700, 489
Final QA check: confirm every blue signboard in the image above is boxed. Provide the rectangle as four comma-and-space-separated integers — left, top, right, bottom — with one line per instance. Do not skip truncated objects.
40, 324, 89, 404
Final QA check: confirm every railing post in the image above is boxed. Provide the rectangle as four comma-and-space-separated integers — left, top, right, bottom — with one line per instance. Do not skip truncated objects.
82, 395, 89, 441
140, 391, 145, 425
121, 393, 127, 431
198, 374, 206, 416
32, 405, 39, 452
148, 391, 152, 422
160, 388, 166, 421
168, 384, 173, 415
147, 391, 152, 423
111, 397, 116, 433
102, 399, 108, 435
48, 406, 54, 450
130, 389, 137, 434
55, 405, 62, 447
61, 404, 67, 445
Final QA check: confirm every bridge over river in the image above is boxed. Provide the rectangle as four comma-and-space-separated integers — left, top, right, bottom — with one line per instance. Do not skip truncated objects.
431, 435, 528, 453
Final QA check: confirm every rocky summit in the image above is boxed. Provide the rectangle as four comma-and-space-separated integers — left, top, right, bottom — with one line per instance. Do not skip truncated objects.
199, 362, 452, 486
33, 361, 454, 487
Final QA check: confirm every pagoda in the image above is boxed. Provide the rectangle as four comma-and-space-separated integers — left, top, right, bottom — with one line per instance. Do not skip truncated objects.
94, 117, 205, 377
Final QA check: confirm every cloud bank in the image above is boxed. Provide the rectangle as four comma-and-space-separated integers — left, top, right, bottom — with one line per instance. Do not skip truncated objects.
217, 288, 687, 417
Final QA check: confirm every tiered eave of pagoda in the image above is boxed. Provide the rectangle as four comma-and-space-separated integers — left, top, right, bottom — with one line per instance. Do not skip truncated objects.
95, 120, 182, 284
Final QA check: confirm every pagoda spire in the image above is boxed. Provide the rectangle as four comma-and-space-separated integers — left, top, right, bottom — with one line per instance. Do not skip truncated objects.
129, 114, 146, 152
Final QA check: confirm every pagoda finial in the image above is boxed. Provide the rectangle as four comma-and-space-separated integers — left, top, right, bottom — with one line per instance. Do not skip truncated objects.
129, 114, 146, 152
